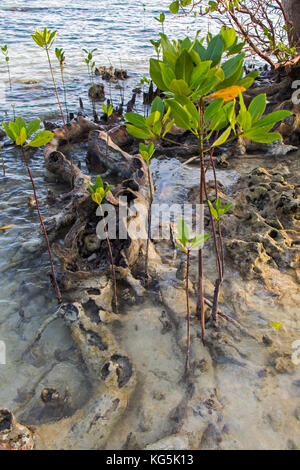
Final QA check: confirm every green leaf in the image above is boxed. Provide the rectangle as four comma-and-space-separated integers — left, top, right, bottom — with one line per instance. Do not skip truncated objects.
191, 76, 221, 100
169, 79, 191, 96
146, 111, 161, 127
26, 130, 54, 147
204, 98, 224, 122
244, 129, 283, 143
190, 233, 211, 250
237, 70, 259, 89
248, 94, 267, 123
26, 119, 41, 138
16, 127, 27, 146
159, 62, 176, 89
2, 122, 16, 142
205, 34, 223, 65
150, 58, 167, 91
252, 110, 292, 132
162, 119, 175, 137
151, 96, 164, 116
160, 33, 178, 65
220, 27, 236, 50
207, 200, 219, 221
124, 113, 148, 131
169, 1, 179, 14
190, 60, 212, 89
125, 124, 152, 140
222, 202, 233, 214
177, 219, 189, 247
174, 95, 199, 128
212, 126, 231, 146
166, 100, 192, 130
175, 49, 194, 85
221, 54, 245, 78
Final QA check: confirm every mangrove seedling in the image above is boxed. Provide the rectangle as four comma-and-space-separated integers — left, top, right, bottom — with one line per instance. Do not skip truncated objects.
124, 27, 292, 342
87, 176, 118, 312
138, 141, 155, 282
102, 103, 113, 121
1, 45, 12, 90
32, 29, 73, 165
83, 48, 97, 117
1, 117, 62, 303
175, 219, 211, 372
154, 12, 165, 34
55, 47, 69, 123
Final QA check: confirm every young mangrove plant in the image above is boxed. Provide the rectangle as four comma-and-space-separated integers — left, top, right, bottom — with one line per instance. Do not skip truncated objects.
176, 219, 211, 372
1, 45, 12, 90
55, 47, 69, 123
124, 27, 292, 342
87, 176, 118, 312
102, 103, 113, 121
83, 48, 97, 118
1, 117, 62, 303
32, 29, 73, 165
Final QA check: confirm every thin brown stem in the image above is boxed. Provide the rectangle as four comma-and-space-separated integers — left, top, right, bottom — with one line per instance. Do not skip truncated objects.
145, 162, 153, 283
21, 146, 62, 304
45, 48, 74, 182
100, 206, 118, 313
185, 249, 191, 374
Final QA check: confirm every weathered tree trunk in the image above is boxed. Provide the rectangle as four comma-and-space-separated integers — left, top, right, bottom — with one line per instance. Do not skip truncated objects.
282, 0, 300, 50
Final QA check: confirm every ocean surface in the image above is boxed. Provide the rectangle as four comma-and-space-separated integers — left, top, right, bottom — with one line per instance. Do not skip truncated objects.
0, 0, 207, 121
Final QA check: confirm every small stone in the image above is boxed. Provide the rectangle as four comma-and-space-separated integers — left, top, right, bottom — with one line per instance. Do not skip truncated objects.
262, 334, 273, 346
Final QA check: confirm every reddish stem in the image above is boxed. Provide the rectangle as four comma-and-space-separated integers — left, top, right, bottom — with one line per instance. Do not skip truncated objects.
185, 250, 191, 374
21, 147, 62, 304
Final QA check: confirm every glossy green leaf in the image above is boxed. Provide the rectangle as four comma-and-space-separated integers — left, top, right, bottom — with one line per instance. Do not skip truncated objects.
248, 94, 267, 123
125, 124, 152, 140
212, 126, 231, 146
26, 119, 41, 138
204, 98, 224, 122
26, 130, 54, 147
149, 58, 167, 91
125, 113, 148, 131
175, 49, 194, 85
16, 127, 27, 146
244, 129, 283, 143
190, 60, 212, 89
166, 100, 192, 130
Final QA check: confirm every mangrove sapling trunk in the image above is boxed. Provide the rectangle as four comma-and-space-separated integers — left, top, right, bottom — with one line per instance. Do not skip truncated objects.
21, 146, 62, 304
100, 205, 118, 313
145, 161, 153, 282
32, 30, 74, 182
185, 248, 191, 374
45, 48, 72, 158
197, 104, 206, 343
